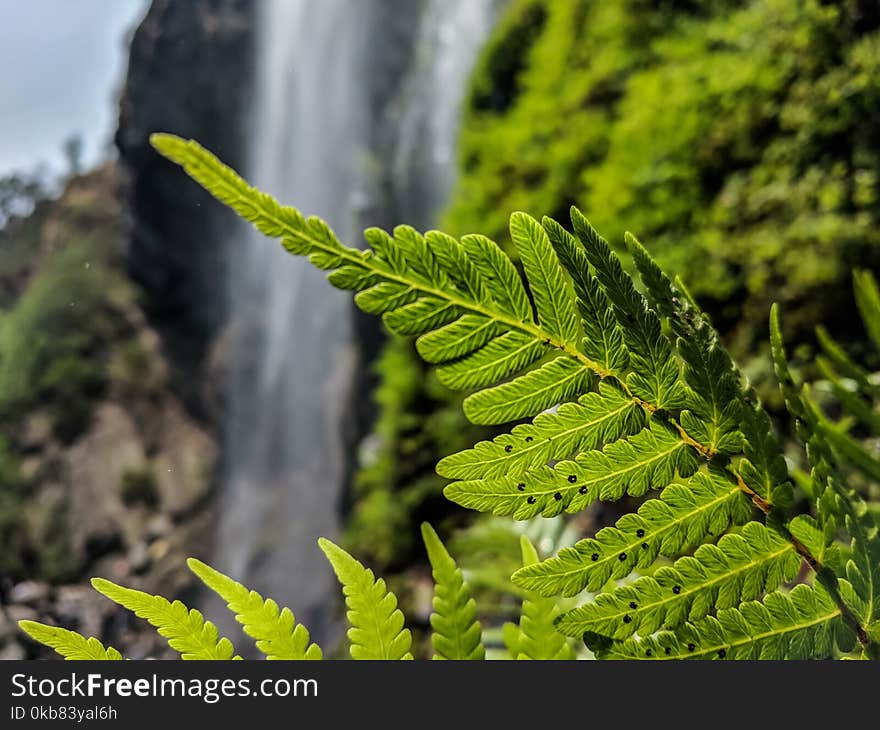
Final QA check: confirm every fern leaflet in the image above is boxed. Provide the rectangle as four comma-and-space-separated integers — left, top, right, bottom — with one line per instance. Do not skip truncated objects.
18, 621, 123, 660
421, 523, 484, 660
91, 578, 238, 660
318, 538, 413, 660
187, 558, 321, 660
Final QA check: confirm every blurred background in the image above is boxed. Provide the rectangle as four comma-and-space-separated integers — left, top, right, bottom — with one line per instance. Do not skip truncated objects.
1, 0, 878, 659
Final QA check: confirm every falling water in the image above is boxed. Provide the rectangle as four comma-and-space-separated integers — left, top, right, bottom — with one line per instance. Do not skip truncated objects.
218, 0, 499, 644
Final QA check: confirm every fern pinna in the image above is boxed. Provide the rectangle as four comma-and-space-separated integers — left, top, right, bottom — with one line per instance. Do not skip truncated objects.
21, 525, 570, 661
22, 134, 880, 660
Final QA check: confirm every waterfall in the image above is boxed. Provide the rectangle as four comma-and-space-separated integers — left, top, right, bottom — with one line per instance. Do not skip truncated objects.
218, 0, 499, 645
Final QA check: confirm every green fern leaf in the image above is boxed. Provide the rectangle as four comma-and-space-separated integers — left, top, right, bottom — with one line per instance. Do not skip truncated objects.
509, 536, 575, 660
512, 470, 753, 596
18, 621, 123, 660
542, 216, 628, 375
555, 522, 800, 640
462, 355, 593, 425
436, 382, 643, 481
151, 135, 603, 432
596, 584, 844, 660
460, 233, 532, 320
421, 523, 484, 660
318, 538, 413, 660
509, 212, 579, 342
568, 209, 685, 409
186, 558, 321, 660
444, 420, 699, 519
91, 578, 237, 660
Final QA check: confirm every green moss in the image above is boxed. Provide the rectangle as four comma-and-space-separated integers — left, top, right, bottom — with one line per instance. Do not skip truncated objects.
0, 207, 133, 442
445, 0, 880, 357
120, 466, 160, 508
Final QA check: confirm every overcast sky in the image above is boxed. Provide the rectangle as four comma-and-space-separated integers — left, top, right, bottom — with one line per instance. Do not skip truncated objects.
0, 0, 148, 178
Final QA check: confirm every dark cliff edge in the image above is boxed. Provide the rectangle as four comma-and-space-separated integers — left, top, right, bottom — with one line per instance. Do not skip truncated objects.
116, 0, 255, 415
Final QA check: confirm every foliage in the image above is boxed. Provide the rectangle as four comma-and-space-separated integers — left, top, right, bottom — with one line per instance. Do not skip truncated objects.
22, 525, 539, 661
445, 0, 880, 358
54, 133, 873, 661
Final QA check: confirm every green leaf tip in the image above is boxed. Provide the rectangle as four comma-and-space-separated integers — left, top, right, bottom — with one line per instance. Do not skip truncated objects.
91, 577, 238, 660
186, 558, 322, 660
19, 620, 123, 660
319, 538, 413, 660
420, 522, 485, 660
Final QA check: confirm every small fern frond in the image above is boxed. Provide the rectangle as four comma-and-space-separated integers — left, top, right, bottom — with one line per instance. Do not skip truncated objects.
554, 522, 801, 641
421, 523, 484, 660
594, 584, 848, 660
91, 578, 237, 660
318, 538, 413, 660
186, 558, 321, 660
507, 537, 575, 660
512, 470, 753, 596
18, 621, 123, 660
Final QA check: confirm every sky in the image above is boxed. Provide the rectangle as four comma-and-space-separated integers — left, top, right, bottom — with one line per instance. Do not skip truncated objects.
0, 0, 149, 179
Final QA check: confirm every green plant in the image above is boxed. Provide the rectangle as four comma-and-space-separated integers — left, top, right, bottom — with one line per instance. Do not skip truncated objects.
20, 523, 573, 661
22, 134, 880, 660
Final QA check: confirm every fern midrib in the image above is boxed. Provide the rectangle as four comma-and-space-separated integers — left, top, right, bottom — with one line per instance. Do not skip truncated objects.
579, 541, 796, 632
619, 603, 841, 660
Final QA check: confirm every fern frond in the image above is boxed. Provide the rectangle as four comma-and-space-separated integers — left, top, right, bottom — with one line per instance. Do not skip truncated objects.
90, 578, 237, 660
18, 621, 123, 660
595, 584, 846, 660
186, 558, 321, 660
421, 523, 484, 660
318, 538, 413, 660
444, 419, 699, 519
554, 522, 801, 640
511, 470, 753, 596
152, 134, 602, 428
508, 536, 575, 660
436, 382, 644, 481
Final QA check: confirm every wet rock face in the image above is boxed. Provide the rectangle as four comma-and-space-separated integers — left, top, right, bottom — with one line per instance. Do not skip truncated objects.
116, 0, 255, 392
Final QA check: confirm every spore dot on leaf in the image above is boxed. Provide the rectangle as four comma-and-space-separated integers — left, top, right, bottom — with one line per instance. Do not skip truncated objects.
687, 643, 695, 652
517, 483, 526, 492
591, 553, 599, 561
579, 486, 588, 494
645, 649, 652, 657
623, 615, 632, 624
527, 496, 536, 504
504, 445, 513, 453
718, 649, 727, 658
618, 552, 627, 561
629, 601, 637, 610
672, 585, 681, 594
525, 436, 533, 442
665, 647, 672, 655
567, 474, 577, 483
636, 529, 645, 538
641, 542, 649, 550
554, 492, 562, 500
